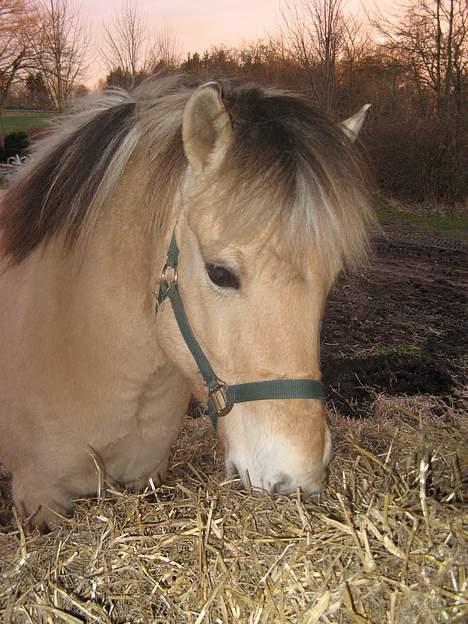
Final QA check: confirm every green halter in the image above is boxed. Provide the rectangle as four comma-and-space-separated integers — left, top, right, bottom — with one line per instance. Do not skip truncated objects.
156, 232, 326, 429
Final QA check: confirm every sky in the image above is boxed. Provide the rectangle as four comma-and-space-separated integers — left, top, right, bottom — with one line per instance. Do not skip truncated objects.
80, 1, 375, 88
81, 0, 288, 87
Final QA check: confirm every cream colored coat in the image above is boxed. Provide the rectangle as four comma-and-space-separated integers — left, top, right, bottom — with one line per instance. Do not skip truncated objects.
0, 82, 370, 530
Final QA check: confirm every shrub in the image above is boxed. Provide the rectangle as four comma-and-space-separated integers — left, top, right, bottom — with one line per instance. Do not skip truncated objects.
365, 116, 467, 205
3, 131, 30, 162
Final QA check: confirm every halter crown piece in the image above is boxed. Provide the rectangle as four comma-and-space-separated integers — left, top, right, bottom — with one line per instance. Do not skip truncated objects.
156, 231, 326, 429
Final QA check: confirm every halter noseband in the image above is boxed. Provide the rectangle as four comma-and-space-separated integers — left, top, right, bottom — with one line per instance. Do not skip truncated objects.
156, 232, 325, 429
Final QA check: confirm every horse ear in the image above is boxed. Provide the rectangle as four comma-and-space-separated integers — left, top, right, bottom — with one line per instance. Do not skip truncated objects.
183, 82, 232, 173
340, 104, 371, 142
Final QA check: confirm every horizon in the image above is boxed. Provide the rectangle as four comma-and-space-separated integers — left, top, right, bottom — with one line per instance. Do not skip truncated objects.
81, 0, 283, 87
80, 0, 371, 88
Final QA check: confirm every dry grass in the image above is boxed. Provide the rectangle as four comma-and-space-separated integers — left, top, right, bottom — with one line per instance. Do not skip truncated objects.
0, 396, 467, 623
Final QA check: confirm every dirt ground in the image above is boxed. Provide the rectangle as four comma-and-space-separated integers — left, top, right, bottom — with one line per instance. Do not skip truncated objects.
322, 219, 467, 417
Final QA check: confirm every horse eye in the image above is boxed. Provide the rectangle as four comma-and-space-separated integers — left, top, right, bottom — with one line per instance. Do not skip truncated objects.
206, 264, 240, 290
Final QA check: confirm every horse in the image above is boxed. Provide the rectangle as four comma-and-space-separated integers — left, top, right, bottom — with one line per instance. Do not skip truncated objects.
0, 75, 373, 531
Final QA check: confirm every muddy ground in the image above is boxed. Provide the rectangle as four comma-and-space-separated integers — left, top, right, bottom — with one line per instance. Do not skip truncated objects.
322, 222, 467, 417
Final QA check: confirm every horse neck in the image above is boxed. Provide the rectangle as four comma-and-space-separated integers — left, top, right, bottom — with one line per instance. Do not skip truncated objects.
77, 153, 177, 326
18, 156, 177, 374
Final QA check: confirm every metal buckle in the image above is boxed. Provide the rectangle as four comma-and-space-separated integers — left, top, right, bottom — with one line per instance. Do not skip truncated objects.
161, 264, 178, 287
209, 383, 232, 417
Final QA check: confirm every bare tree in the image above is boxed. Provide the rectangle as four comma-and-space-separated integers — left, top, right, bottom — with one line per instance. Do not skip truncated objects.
280, 0, 347, 111
340, 17, 374, 110
102, 2, 179, 89
149, 22, 180, 71
32, 0, 89, 112
342, 16, 372, 74
101, 1, 146, 89
0, 0, 38, 110
369, 0, 467, 116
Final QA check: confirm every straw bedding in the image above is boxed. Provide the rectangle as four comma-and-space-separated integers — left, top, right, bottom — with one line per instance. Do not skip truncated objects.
0, 395, 466, 623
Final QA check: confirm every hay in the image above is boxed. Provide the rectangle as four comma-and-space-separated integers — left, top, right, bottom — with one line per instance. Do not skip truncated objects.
1, 396, 467, 623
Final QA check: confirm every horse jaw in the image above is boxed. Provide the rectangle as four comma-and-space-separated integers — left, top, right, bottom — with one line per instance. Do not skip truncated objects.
340, 104, 371, 142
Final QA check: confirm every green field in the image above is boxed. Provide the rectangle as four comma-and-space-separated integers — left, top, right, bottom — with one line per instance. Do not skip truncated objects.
0, 111, 53, 136
377, 198, 468, 239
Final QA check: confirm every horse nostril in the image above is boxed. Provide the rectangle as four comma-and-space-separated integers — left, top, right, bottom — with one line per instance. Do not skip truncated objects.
270, 475, 292, 494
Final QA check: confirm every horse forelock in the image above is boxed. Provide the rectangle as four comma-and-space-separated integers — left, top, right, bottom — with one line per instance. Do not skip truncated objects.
195, 86, 374, 280
1, 74, 374, 276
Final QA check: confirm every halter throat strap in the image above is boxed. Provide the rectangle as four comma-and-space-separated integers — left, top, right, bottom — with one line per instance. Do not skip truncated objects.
156, 232, 325, 429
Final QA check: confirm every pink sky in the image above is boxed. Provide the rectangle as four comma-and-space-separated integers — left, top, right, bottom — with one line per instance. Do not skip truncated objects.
81, 0, 371, 87
81, 0, 285, 86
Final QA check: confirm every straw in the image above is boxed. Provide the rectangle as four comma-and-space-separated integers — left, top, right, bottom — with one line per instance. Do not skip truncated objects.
1, 395, 466, 623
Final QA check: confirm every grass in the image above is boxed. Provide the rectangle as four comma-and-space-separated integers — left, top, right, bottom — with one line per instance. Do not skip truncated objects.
0, 111, 53, 136
377, 197, 468, 238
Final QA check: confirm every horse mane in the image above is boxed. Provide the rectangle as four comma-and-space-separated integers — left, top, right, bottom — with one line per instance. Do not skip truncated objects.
1, 93, 136, 262
1, 74, 374, 277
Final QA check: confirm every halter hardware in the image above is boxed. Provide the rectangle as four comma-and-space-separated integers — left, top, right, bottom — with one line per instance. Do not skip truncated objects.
208, 382, 232, 418
156, 230, 326, 429
161, 263, 178, 288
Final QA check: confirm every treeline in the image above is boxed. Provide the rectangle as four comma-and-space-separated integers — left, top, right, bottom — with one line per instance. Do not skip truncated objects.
0, 0, 88, 112
1, 0, 467, 204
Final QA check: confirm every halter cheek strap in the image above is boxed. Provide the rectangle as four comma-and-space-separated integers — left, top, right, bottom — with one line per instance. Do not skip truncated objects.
156, 232, 326, 430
